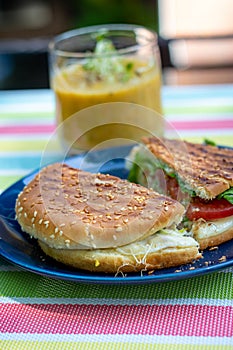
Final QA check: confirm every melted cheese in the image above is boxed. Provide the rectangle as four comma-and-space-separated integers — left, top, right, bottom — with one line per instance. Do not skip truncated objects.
116, 228, 198, 256
191, 215, 233, 239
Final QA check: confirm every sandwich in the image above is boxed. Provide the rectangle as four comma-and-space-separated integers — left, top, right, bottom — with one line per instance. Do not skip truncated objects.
15, 162, 200, 274
128, 137, 233, 250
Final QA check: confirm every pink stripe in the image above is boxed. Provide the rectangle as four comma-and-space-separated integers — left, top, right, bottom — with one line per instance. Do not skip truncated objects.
0, 304, 232, 336
0, 119, 232, 135
170, 119, 233, 130
0, 125, 55, 134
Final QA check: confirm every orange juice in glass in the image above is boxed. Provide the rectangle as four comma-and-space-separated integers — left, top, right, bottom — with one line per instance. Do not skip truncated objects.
49, 24, 163, 153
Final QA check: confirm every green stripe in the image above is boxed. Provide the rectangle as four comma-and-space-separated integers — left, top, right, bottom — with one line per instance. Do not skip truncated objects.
0, 269, 232, 299
164, 105, 233, 114
0, 342, 232, 350
0, 175, 25, 191
0, 112, 53, 119
2, 106, 233, 119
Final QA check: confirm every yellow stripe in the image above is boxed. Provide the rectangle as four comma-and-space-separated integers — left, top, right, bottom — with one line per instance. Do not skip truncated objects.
0, 342, 232, 350
0, 139, 59, 152
0, 175, 25, 192
182, 135, 233, 147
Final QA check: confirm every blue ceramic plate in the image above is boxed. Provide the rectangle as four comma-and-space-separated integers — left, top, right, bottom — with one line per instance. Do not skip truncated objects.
0, 145, 233, 285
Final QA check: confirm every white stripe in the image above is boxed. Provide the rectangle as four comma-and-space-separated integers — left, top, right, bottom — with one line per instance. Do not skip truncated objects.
0, 333, 232, 345
0, 297, 233, 306
163, 98, 233, 107
166, 113, 233, 122
0, 103, 53, 114
0, 169, 31, 175
0, 134, 50, 141
0, 151, 61, 157
166, 129, 233, 138
0, 119, 54, 126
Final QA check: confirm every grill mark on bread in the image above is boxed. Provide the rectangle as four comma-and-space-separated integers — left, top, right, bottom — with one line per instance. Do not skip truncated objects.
15, 163, 185, 250
143, 137, 233, 199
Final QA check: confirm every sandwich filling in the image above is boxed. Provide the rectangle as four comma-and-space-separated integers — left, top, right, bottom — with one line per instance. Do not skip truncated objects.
128, 141, 233, 248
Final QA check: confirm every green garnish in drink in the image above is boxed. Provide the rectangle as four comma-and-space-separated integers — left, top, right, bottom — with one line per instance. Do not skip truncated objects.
83, 31, 134, 83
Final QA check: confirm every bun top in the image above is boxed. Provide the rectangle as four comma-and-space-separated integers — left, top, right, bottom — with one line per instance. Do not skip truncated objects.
15, 163, 185, 249
143, 137, 233, 200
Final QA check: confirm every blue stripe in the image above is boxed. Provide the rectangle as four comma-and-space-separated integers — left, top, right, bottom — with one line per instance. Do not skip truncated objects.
0, 155, 62, 170
162, 84, 233, 101
1, 86, 233, 106
0, 89, 54, 105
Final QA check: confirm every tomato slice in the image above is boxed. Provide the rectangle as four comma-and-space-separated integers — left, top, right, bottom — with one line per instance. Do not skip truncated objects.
186, 197, 233, 221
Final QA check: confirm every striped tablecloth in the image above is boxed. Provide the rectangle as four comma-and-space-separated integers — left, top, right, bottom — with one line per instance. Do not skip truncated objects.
0, 84, 233, 349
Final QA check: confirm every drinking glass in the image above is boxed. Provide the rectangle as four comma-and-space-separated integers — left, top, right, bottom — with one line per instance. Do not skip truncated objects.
49, 24, 164, 153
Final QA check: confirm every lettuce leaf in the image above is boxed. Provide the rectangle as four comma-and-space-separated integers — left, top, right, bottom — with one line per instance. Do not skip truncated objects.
128, 162, 140, 183
203, 138, 216, 146
127, 146, 195, 196
217, 187, 233, 204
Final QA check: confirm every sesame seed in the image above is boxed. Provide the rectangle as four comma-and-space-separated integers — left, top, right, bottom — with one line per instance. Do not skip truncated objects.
113, 235, 117, 240
44, 220, 49, 225
24, 212, 27, 218
59, 223, 65, 227
45, 223, 49, 229
33, 211, 38, 217
32, 224, 35, 229
31, 217, 35, 223
65, 239, 70, 247
115, 226, 123, 232
18, 207, 23, 213
38, 219, 43, 224
50, 234, 55, 239
55, 227, 59, 234
59, 230, 63, 236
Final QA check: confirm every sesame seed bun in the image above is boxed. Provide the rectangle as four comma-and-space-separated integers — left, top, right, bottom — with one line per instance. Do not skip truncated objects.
15, 163, 201, 273
15, 163, 185, 250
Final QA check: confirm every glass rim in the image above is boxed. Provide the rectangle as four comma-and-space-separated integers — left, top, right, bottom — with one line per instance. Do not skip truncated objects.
49, 23, 158, 58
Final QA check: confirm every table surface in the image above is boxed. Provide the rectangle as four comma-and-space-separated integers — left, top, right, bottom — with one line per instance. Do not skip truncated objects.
0, 84, 233, 349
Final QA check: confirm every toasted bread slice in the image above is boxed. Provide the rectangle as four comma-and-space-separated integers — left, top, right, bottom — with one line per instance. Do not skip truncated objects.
191, 216, 233, 250
142, 137, 233, 200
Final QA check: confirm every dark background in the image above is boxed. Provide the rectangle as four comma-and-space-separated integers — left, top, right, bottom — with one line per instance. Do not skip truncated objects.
0, 0, 164, 90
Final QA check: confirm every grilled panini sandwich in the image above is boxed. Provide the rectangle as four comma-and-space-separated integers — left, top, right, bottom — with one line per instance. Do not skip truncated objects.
128, 137, 233, 250
15, 162, 200, 274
